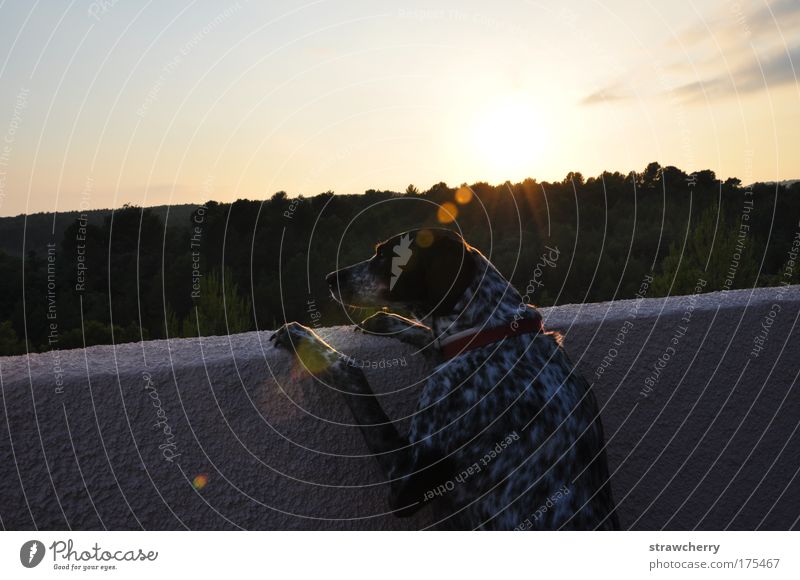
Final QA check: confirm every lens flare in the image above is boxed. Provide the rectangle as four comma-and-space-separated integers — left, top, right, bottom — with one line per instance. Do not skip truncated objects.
193, 474, 209, 490
455, 186, 473, 205
295, 341, 334, 374
437, 202, 458, 224
415, 229, 434, 248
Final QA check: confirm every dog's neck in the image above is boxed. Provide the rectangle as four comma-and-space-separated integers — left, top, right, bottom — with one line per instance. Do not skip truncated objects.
427, 258, 538, 340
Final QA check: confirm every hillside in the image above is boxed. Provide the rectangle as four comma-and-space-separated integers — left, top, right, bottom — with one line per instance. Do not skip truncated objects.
0, 204, 199, 257
0, 163, 798, 355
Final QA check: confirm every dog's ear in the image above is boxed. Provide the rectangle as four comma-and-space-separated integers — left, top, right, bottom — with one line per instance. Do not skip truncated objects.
424, 233, 476, 315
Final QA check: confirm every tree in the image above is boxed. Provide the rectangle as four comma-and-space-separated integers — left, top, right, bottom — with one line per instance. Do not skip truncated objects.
0, 321, 25, 356
1, 162, 793, 352
652, 203, 758, 296
724, 177, 742, 189
563, 171, 584, 186
57, 320, 148, 350
188, 268, 252, 336
640, 161, 661, 188
661, 166, 689, 190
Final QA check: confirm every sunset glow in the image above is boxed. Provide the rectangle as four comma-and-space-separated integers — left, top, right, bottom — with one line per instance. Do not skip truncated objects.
0, 1, 796, 216
470, 95, 548, 181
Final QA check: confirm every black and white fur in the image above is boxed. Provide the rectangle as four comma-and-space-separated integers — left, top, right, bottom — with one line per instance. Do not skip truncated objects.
271, 228, 619, 530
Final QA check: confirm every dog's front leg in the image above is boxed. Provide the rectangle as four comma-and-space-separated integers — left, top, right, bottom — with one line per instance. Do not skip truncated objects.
356, 311, 433, 349
271, 323, 404, 465
271, 321, 444, 516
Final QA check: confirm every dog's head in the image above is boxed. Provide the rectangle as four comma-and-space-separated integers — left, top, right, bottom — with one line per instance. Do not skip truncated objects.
326, 228, 476, 316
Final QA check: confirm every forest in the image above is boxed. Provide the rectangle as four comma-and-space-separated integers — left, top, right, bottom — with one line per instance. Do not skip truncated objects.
1, 161, 798, 355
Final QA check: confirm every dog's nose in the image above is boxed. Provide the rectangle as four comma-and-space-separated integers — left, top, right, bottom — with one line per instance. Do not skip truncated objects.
325, 271, 338, 286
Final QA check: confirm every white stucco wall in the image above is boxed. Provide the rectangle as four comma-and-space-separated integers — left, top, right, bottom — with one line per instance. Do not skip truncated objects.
1, 285, 799, 530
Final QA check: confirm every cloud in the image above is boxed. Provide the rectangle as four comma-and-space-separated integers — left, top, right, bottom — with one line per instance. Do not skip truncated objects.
745, 0, 800, 35
581, 0, 800, 106
674, 44, 800, 101
673, 0, 800, 48
580, 86, 631, 106
743, 43, 800, 91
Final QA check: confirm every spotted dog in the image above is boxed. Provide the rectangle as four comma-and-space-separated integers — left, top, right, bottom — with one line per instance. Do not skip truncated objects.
271, 228, 619, 530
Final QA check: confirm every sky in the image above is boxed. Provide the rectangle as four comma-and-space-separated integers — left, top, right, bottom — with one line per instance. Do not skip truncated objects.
0, 0, 797, 217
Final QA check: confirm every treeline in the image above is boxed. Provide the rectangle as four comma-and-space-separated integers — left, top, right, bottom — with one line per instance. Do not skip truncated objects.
1, 162, 798, 355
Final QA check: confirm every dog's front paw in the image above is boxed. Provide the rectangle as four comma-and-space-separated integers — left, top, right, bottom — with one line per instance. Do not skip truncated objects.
270, 322, 339, 374
271, 322, 324, 350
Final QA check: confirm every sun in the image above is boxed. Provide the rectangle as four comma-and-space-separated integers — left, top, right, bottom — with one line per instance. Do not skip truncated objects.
470, 94, 548, 179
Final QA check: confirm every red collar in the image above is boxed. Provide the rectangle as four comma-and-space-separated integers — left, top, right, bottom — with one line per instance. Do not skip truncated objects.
437, 314, 543, 361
